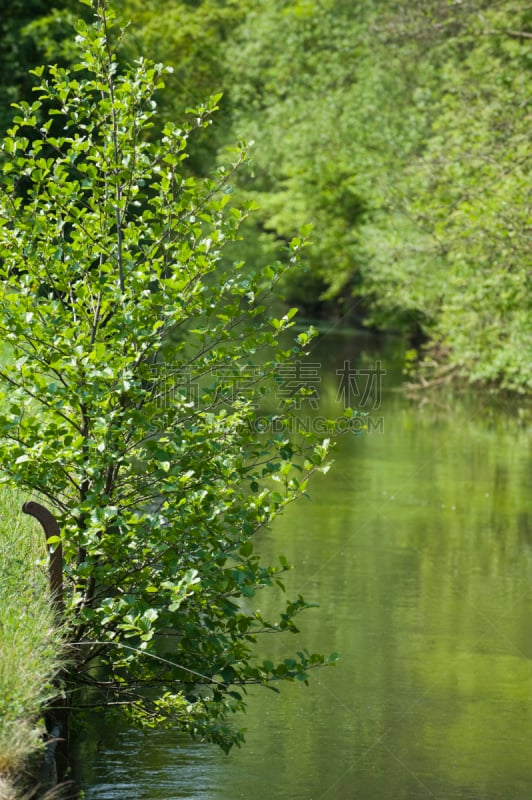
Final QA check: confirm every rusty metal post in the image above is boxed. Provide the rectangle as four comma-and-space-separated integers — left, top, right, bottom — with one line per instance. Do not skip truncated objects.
22, 500, 63, 613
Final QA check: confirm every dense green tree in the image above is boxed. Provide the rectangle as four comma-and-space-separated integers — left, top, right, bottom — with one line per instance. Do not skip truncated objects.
223, 0, 531, 390
0, 1, 333, 751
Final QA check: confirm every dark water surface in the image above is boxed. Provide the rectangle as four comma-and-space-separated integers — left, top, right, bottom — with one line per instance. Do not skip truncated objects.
75, 333, 532, 800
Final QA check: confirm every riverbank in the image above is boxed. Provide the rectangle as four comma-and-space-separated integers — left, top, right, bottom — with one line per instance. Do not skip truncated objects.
0, 486, 65, 800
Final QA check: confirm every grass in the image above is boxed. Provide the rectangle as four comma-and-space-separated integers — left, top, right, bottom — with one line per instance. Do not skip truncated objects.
0, 485, 65, 797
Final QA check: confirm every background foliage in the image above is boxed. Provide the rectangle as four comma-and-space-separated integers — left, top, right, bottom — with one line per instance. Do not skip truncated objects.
223, 0, 531, 390
1, 0, 530, 391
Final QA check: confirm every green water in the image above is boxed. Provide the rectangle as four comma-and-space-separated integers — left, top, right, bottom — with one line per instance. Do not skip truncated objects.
75, 333, 532, 800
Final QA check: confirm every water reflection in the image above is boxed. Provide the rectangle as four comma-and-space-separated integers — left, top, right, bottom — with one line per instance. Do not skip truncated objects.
75, 333, 532, 800
74, 724, 223, 799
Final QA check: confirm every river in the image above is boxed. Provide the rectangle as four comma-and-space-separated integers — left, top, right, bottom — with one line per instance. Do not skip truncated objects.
73, 331, 532, 800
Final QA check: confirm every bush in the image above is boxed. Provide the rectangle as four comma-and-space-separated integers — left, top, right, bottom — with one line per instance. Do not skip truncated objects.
0, 0, 332, 751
